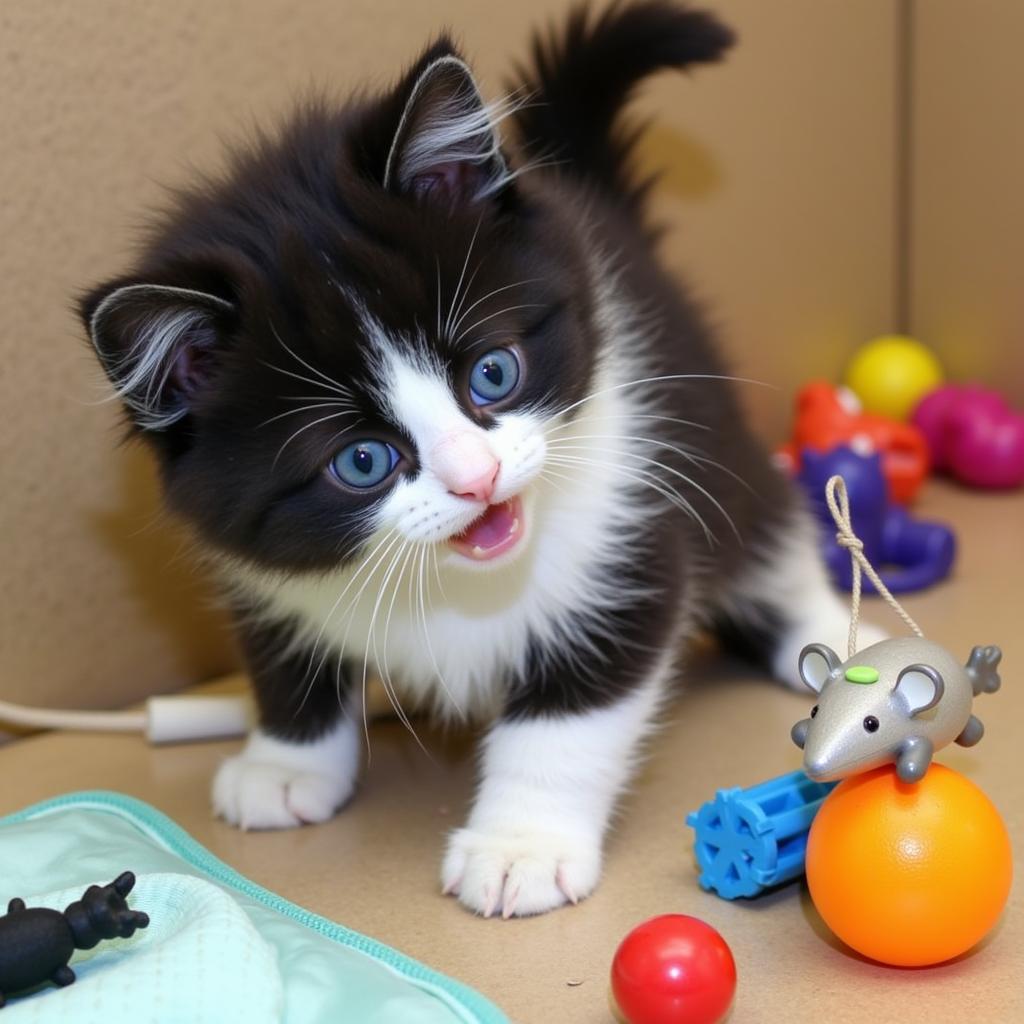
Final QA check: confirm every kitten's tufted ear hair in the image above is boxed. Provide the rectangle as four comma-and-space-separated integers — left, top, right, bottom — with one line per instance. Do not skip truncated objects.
81, 281, 236, 431
384, 40, 511, 205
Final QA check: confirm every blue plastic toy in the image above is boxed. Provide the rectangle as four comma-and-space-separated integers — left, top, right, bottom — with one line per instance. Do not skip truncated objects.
797, 444, 956, 593
686, 770, 837, 899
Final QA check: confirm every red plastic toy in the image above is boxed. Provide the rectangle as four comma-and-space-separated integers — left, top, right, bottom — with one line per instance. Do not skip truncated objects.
610, 914, 736, 1024
778, 382, 929, 504
912, 384, 1024, 489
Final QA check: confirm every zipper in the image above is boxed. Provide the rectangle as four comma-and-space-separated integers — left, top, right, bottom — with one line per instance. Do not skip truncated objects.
0, 790, 508, 1024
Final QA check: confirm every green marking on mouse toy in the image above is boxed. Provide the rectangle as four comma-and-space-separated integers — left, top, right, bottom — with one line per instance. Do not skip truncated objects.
844, 665, 879, 684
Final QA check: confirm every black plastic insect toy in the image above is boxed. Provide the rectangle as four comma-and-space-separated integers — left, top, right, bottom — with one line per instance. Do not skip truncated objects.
0, 871, 149, 1007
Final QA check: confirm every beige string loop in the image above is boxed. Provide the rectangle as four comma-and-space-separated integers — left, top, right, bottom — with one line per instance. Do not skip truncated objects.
824, 475, 925, 657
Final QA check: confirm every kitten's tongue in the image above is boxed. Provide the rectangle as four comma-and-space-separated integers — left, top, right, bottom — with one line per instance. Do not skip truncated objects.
450, 496, 523, 562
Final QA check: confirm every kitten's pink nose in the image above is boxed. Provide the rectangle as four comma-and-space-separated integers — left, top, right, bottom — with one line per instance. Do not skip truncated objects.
454, 466, 499, 503
432, 432, 500, 503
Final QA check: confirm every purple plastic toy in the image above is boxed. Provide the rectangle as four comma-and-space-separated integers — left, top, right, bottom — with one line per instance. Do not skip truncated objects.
913, 384, 1024, 489
797, 445, 956, 593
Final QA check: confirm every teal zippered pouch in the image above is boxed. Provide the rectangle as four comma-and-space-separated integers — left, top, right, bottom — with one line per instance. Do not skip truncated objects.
0, 791, 508, 1023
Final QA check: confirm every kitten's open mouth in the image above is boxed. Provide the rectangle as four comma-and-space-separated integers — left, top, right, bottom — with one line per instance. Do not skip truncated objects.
449, 496, 524, 562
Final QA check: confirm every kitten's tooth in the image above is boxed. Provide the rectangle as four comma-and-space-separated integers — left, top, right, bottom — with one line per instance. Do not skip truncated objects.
510, 518, 520, 534
472, 545, 485, 557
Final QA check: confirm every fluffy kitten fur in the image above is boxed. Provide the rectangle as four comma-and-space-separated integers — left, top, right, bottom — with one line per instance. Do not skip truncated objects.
81, 2, 873, 917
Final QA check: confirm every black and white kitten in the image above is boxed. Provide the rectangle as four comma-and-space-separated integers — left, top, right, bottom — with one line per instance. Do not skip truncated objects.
81, 2, 877, 917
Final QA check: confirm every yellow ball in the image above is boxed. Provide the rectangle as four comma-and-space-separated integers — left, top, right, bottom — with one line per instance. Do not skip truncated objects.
844, 335, 944, 420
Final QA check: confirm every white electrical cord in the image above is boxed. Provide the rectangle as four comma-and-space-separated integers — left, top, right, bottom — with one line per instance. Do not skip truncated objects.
0, 693, 252, 744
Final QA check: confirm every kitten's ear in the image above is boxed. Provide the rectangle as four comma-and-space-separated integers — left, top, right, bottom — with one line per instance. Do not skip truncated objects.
383, 42, 510, 205
81, 281, 236, 431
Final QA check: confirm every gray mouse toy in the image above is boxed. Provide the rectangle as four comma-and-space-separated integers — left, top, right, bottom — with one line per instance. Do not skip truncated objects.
791, 638, 1002, 783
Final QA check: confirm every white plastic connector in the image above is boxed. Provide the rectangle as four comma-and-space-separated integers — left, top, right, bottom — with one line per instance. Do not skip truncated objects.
0, 693, 252, 745
144, 695, 252, 743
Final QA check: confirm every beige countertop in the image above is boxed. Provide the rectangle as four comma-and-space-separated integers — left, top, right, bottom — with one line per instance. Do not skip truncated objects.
1, 481, 1021, 1023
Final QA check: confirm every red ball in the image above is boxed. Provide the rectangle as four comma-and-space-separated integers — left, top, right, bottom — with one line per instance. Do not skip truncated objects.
611, 914, 736, 1024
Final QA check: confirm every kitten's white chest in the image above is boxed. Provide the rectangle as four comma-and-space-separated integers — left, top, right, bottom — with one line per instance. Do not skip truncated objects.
224, 443, 640, 720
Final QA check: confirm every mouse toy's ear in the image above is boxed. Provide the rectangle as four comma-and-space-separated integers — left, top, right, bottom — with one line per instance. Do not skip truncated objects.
798, 643, 842, 694
894, 664, 944, 717
383, 41, 512, 206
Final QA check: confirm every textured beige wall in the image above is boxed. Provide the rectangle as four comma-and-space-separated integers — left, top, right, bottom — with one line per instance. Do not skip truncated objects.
0, 0, 899, 708
642, 0, 899, 431
909, 0, 1024, 400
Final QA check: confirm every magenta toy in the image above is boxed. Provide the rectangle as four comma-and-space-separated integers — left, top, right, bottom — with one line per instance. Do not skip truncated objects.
913, 385, 1024, 489
797, 445, 955, 593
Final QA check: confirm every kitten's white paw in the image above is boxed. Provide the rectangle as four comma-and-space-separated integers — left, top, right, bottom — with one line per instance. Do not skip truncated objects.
212, 755, 352, 830
441, 826, 601, 918
211, 722, 360, 831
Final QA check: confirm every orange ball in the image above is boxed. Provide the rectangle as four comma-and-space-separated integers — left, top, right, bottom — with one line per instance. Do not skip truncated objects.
806, 764, 1012, 967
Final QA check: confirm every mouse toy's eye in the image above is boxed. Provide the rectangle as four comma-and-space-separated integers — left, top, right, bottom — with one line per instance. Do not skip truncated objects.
330, 440, 400, 489
810, 705, 819, 718
863, 715, 880, 733
469, 348, 520, 406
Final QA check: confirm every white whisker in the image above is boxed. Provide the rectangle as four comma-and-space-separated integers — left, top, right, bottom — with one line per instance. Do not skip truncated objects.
259, 401, 356, 429
294, 530, 399, 716
359, 544, 407, 754
550, 373, 774, 422
547, 433, 702, 457
272, 409, 362, 469
450, 258, 485, 342
331, 532, 405, 667
376, 543, 417, 711
333, 653, 347, 720
546, 453, 716, 545
414, 544, 463, 718
361, 542, 433, 758
431, 543, 447, 603
321, 417, 367, 455
547, 442, 740, 542
445, 216, 482, 339
536, 467, 575, 497
545, 411, 712, 435
279, 393, 362, 404
546, 431, 751, 489
269, 321, 354, 400
435, 255, 442, 339
260, 360, 353, 400
455, 303, 546, 346
449, 278, 543, 340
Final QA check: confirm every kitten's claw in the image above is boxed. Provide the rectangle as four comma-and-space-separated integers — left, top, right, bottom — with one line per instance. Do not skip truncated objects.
556, 867, 578, 906
501, 884, 520, 920
482, 886, 498, 919
441, 826, 600, 917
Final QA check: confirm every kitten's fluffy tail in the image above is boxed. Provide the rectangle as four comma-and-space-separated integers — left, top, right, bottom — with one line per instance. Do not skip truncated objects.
512, 1, 734, 208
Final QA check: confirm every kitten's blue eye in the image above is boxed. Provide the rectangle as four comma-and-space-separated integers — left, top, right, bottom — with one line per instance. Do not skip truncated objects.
330, 440, 400, 489
469, 348, 520, 406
